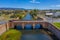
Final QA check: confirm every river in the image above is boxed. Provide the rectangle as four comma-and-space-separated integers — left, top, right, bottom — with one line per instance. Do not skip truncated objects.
17, 13, 53, 40
21, 30, 52, 40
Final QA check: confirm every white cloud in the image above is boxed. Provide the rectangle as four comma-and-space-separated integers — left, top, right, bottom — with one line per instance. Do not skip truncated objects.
51, 5, 60, 7
56, 5, 60, 7
29, 0, 40, 3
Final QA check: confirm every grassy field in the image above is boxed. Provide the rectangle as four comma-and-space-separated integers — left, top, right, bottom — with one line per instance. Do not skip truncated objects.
53, 22, 60, 29
0, 29, 22, 40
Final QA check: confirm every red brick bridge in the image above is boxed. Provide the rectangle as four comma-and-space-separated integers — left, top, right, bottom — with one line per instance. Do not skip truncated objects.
0, 20, 60, 40
9, 20, 48, 29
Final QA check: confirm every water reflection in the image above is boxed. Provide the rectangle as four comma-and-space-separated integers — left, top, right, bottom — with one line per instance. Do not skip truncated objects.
15, 25, 51, 40
21, 33, 51, 40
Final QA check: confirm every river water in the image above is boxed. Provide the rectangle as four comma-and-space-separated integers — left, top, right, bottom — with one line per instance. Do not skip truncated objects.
21, 32, 51, 40
22, 13, 32, 20
18, 13, 52, 40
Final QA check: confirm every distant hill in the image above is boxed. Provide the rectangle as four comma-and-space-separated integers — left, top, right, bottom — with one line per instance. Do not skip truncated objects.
0, 8, 26, 10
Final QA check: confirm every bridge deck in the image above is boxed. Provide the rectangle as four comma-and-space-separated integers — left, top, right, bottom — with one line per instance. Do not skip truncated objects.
11, 20, 46, 22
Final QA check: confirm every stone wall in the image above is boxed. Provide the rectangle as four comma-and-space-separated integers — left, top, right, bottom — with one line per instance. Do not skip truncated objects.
47, 23, 60, 40
0, 22, 9, 35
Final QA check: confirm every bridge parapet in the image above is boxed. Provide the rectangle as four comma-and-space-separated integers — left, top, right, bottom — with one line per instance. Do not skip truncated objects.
47, 23, 60, 40
9, 20, 48, 29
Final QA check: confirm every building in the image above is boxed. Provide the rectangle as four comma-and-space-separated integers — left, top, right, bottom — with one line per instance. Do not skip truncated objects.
45, 12, 54, 17
45, 12, 60, 17
53, 12, 60, 17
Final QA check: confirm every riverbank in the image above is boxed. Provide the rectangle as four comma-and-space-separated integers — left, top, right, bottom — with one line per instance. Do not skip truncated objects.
0, 29, 22, 40
53, 22, 60, 29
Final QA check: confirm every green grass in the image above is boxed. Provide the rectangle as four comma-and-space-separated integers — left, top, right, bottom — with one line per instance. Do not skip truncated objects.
0, 29, 22, 40
53, 22, 60, 29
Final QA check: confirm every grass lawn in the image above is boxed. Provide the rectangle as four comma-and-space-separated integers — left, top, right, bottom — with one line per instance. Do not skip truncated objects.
53, 22, 60, 29
0, 29, 22, 40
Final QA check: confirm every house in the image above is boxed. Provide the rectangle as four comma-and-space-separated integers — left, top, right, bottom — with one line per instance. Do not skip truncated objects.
45, 12, 53, 17
45, 12, 53, 16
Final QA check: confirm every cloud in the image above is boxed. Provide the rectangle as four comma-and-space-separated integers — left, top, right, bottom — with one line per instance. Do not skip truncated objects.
29, 0, 40, 3
51, 5, 60, 7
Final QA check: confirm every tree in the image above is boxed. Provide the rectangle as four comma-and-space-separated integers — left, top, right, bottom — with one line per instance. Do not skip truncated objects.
30, 9, 39, 17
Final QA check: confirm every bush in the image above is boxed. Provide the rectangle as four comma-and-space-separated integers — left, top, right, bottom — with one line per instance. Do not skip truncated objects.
0, 29, 22, 40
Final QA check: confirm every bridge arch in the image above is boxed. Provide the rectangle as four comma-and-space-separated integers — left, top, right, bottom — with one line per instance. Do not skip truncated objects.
35, 24, 43, 29
14, 25, 22, 30
9, 20, 48, 30
24, 24, 33, 30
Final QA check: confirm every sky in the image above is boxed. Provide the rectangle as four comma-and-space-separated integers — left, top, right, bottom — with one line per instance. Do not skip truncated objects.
0, 0, 60, 9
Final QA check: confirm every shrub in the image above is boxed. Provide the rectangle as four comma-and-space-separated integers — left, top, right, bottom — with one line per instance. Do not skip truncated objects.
0, 29, 22, 40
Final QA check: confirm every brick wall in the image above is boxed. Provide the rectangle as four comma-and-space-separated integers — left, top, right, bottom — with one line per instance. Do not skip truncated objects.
47, 23, 60, 40
0, 23, 9, 35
